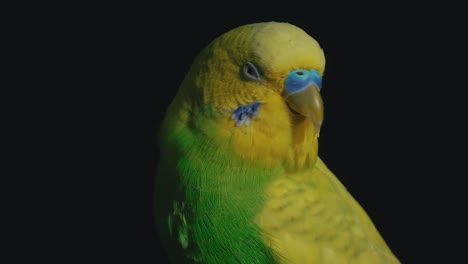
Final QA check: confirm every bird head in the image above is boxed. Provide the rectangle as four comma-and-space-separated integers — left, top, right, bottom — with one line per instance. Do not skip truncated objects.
173, 22, 326, 170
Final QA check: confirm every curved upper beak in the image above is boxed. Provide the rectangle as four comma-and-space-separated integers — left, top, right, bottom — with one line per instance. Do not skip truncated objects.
283, 69, 324, 132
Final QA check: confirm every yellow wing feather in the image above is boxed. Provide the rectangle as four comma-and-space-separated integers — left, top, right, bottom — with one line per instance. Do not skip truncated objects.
256, 158, 400, 264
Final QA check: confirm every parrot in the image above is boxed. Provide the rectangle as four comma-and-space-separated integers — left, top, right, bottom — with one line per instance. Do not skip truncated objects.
155, 21, 400, 264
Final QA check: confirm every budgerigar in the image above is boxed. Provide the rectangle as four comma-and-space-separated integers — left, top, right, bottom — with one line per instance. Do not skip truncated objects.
155, 21, 400, 264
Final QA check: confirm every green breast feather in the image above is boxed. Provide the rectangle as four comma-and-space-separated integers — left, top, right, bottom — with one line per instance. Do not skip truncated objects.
155, 113, 282, 264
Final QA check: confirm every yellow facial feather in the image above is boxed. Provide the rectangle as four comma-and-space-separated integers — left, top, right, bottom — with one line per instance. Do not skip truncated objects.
171, 22, 326, 169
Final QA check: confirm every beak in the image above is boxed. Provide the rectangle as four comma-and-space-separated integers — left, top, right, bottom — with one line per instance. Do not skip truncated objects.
283, 69, 324, 132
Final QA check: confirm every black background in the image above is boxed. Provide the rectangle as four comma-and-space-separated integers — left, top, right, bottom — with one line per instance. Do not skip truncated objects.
10, 11, 465, 264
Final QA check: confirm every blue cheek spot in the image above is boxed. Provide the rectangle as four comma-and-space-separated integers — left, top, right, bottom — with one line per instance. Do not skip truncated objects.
231, 101, 261, 126
285, 69, 322, 95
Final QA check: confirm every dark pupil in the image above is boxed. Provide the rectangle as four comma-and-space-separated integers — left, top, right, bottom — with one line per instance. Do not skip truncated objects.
248, 65, 256, 76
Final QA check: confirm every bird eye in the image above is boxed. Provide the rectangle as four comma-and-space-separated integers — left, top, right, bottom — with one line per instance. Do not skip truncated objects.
242, 62, 261, 81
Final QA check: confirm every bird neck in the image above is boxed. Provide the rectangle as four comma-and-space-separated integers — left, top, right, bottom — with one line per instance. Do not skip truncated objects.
285, 114, 320, 171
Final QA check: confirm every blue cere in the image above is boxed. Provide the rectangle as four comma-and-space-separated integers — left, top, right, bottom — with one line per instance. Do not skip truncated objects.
284, 69, 322, 95
231, 101, 262, 126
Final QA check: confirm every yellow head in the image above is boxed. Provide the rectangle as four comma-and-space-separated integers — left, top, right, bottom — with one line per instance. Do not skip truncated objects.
172, 22, 326, 170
